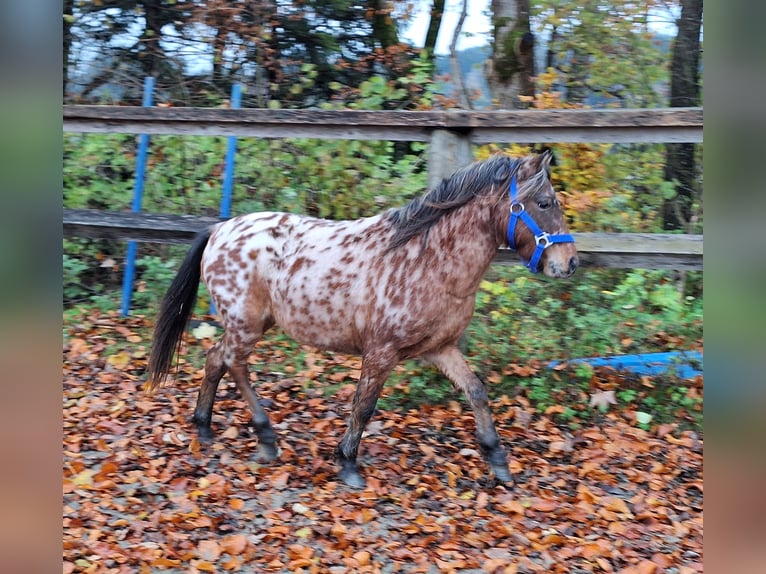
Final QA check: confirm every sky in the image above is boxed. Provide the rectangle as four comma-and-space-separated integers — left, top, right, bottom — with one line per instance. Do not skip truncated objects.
400, 0, 682, 56
401, 0, 493, 55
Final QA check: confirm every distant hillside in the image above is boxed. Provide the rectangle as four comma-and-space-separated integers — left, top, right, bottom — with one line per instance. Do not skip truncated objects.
434, 46, 493, 108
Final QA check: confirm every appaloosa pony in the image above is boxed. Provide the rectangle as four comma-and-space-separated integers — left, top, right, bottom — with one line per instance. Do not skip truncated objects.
147, 151, 578, 488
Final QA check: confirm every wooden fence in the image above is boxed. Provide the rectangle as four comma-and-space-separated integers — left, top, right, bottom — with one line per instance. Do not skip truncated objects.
63, 106, 703, 271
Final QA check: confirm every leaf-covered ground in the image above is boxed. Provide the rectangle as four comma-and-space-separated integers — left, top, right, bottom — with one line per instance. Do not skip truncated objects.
63, 315, 703, 574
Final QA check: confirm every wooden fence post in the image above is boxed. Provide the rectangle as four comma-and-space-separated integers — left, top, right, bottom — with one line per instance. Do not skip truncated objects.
428, 129, 474, 354
428, 129, 473, 190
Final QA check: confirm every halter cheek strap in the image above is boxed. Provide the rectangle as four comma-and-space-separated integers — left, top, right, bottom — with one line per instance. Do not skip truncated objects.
506, 174, 575, 273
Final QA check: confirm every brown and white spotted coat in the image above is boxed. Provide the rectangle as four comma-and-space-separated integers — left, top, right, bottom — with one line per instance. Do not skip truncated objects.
148, 151, 578, 488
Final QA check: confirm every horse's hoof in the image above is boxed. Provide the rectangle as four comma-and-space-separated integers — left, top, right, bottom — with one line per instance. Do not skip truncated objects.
255, 442, 280, 462
339, 468, 367, 489
492, 464, 514, 485
197, 427, 214, 444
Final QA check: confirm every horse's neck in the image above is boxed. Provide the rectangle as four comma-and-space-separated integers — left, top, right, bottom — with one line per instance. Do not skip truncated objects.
426, 200, 501, 296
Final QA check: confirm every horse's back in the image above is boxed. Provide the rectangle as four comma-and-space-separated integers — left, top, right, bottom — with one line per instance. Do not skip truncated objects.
202, 211, 386, 353
201, 209, 477, 357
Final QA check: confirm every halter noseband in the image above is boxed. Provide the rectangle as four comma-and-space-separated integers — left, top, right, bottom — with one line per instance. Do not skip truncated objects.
505, 174, 575, 273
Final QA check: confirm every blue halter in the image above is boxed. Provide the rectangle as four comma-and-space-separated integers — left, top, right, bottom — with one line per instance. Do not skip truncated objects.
506, 174, 575, 273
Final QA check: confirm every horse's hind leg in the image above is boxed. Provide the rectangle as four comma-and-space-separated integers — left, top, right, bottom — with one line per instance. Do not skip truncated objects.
228, 359, 279, 462
192, 340, 227, 442
193, 326, 278, 461
425, 345, 513, 484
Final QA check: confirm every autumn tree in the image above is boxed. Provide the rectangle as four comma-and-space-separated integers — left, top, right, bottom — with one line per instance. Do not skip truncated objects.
533, 0, 670, 107
488, 0, 535, 108
64, 0, 417, 107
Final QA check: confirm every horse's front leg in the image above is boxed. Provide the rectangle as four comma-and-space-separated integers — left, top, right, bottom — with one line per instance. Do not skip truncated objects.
425, 345, 513, 484
336, 347, 398, 489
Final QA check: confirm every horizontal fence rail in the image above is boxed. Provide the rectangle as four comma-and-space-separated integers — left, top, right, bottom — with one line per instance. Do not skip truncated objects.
63, 208, 703, 270
63, 104, 703, 281
63, 106, 703, 143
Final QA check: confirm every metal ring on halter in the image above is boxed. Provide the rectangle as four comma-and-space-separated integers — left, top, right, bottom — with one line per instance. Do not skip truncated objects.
535, 233, 552, 248
510, 202, 525, 214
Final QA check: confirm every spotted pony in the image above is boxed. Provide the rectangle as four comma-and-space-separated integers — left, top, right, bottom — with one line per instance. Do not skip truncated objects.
147, 151, 578, 488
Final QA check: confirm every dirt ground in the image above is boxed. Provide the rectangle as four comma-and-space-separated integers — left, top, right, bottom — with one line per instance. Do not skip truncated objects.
63, 322, 703, 574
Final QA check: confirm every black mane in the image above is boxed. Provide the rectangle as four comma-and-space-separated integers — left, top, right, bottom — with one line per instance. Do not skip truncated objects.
387, 154, 520, 250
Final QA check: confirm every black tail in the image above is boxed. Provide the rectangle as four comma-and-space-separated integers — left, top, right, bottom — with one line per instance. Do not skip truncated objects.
146, 229, 212, 391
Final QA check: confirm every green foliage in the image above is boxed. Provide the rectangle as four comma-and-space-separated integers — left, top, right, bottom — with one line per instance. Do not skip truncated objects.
533, 0, 670, 107
479, 73, 700, 235
465, 266, 702, 371
63, 254, 91, 301
63, 70, 435, 308
63, 133, 136, 210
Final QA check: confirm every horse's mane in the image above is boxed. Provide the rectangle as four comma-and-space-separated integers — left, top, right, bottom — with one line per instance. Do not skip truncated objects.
387, 153, 536, 251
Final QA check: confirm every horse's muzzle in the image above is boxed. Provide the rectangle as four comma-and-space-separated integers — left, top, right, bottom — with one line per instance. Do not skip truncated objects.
545, 254, 579, 278
567, 255, 579, 276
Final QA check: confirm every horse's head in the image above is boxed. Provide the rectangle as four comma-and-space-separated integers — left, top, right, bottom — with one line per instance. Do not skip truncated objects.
502, 151, 579, 278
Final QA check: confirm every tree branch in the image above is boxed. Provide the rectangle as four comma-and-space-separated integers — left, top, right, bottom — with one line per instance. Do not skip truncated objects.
449, 0, 472, 109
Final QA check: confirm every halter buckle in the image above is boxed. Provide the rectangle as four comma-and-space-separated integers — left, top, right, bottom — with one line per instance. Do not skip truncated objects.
510, 202, 525, 215
535, 232, 552, 248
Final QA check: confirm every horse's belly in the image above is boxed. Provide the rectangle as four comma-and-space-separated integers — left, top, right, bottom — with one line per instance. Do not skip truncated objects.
276, 310, 362, 354
270, 283, 363, 354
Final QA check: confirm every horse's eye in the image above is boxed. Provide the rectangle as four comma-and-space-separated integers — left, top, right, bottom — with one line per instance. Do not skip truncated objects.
537, 199, 552, 210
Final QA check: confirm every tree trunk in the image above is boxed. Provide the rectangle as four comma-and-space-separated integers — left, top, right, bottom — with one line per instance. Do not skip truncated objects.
449, 0, 472, 109
663, 0, 703, 231
63, 0, 74, 99
488, 0, 534, 109
424, 0, 446, 58
369, 0, 399, 49
139, 0, 167, 79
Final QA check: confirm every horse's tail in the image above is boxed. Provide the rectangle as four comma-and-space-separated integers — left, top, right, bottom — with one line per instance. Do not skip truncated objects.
146, 228, 212, 392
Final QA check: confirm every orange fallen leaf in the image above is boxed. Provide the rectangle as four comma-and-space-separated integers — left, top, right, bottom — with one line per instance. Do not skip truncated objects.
196, 540, 221, 562
330, 522, 347, 538
595, 557, 613, 572
636, 561, 657, 574
152, 557, 181, 568
532, 499, 558, 512
222, 556, 243, 571
353, 550, 371, 566
221, 533, 247, 555
580, 539, 611, 559
188, 437, 201, 457
499, 499, 525, 515
286, 544, 313, 560
419, 444, 436, 459
603, 496, 632, 515
579, 460, 600, 477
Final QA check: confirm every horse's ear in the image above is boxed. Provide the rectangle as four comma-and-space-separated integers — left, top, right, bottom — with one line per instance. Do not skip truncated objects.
539, 149, 553, 169
527, 149, 553, 172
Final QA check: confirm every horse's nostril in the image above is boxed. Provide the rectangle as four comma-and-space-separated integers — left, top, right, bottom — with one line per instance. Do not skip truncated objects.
569, 256, 579, 274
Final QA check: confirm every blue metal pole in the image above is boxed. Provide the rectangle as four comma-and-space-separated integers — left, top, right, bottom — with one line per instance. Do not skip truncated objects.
120, 76, 155, 316
209, 84, 242, 316
220, 84, 241, 219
